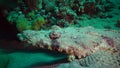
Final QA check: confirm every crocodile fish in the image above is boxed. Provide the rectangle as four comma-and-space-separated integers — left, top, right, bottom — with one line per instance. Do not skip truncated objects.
18, 26, 120, 61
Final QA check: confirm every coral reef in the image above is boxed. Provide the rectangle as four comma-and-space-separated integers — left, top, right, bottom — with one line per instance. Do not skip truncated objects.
32, 16, 46, 30
1, 0, 120, 68
115, 19, 120, 28
16, 16, 31, 32
18, 26, 120, 62
22, 0, 42, 10
5, 0, 116, 31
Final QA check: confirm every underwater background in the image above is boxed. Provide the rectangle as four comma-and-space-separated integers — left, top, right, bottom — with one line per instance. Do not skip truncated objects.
0, 0, 120, 68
